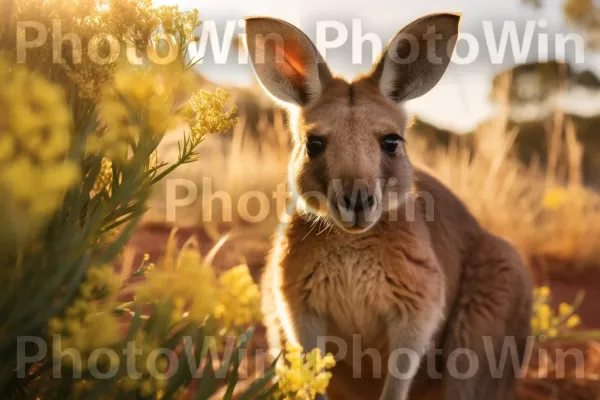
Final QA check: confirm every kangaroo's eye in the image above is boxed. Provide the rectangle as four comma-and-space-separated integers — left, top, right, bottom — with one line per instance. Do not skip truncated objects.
306, 135, 326, 158
380, 134, 405, 155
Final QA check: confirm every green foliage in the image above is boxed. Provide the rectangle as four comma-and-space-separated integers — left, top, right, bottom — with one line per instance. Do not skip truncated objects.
0, 0, 275, 399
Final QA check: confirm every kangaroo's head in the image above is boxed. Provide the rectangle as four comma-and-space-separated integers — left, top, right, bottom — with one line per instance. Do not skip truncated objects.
245, 14, 460, 233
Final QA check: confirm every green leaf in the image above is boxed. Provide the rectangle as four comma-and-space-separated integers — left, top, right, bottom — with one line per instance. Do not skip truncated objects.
162, 326, 204, 399
256, 381, 280, 400
237, 369, 277, 400
222, 330, 254, 400
194, 353, 219, 400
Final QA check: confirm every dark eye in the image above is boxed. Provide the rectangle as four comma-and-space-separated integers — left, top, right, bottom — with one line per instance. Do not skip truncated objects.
380, 134, 405, 155
306, 135, 326, 158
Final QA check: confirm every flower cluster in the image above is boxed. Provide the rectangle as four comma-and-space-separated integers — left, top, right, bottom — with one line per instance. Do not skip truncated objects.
0, 1, 274, 398
115, 331, 170, 396
184, 89, 239, 143
88, 67, 183, 161
93, 157, 114, 194
541, 187, 569, 210
531, 286, 582, 338
48, 265, 121, 367
0, 59, 79, 232
135, 241, 218, 323
276, 343, 336, 400
154, 5, 200, 44
135, 233, 263, 331
10, 0, 202, 100
214, 264, 262, 332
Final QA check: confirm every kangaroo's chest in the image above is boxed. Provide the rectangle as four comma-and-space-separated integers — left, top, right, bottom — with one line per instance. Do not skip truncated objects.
300, 244, 405, 340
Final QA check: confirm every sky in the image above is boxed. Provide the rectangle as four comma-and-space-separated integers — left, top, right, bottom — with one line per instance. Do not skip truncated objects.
155, 0, 599, 132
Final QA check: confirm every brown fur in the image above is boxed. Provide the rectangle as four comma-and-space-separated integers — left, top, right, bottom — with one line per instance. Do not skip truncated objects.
247, 14, 533, 400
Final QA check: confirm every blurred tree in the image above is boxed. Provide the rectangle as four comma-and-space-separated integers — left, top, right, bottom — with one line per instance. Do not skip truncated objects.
524, 0, 600, 48
489, 61, 600, 185
563, 0, 600, 48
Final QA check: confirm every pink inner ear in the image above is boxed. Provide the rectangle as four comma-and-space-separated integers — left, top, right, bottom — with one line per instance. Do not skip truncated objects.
255, 36, 308, 80
275, 39, 307, 77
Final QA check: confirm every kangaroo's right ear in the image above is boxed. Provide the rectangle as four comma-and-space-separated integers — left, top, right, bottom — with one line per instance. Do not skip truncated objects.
244, 17, 332, 107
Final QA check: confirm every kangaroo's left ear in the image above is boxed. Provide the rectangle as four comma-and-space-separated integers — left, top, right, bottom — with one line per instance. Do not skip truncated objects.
368, 13, 460, 103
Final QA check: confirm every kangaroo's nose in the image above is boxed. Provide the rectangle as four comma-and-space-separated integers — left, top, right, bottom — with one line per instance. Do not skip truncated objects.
339, 188, 374, 213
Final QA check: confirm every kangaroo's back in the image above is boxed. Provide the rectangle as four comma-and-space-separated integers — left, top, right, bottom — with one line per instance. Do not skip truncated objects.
412, 168, 482, 312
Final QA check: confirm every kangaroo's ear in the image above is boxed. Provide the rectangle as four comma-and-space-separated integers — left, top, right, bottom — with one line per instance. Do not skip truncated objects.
368, 13, 460, 103
244, 17, 332, 107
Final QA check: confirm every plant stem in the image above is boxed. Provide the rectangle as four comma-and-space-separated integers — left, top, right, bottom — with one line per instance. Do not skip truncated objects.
545, 330, 600, 341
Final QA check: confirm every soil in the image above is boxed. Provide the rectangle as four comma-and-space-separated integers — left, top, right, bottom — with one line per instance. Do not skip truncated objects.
127, 223, 600, 400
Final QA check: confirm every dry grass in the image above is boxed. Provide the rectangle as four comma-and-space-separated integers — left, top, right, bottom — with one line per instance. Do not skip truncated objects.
147, 76, 600, 272
139, 79, 600, 400
409, 72, 600, 271
145, 107, 289, 240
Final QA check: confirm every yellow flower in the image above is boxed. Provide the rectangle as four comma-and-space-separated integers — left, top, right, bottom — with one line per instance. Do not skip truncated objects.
121, 377, 140, 392
184, 89, 238, 142
48, 318, 64, 334
50, 264, 122, 359
531, 286, 585, 339
0, 59, 79, 230
537, 304, 551, 331
558, 302, 573, 316
0, 136, 16, 162
135, 237, 218, 324
214, 264, 262, 331
530, 316, 539, 331
140, 379, 154, 397
276, 342, 336, 399
542, 187, 568, 210
566, 315, 581, 328
93, 157, 114, 194
89, 67, 181, 161
10, 0, 200, 99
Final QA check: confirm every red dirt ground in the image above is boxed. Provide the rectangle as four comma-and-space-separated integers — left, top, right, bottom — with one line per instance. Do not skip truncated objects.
128, 224, 600, 400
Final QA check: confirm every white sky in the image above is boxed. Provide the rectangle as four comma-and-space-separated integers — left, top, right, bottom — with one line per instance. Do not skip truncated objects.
155, 0, 600, 132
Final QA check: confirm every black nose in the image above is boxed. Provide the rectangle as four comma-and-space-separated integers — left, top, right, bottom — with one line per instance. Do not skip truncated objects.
340, 189, 374, 213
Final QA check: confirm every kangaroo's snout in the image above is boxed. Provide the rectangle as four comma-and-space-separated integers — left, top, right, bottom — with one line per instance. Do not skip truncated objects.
329, 180, 381, 232
337, 185, 374, 214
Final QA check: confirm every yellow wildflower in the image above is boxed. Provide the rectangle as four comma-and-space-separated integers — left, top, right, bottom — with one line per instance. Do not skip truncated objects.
276, 342, 336, 399
558, 302, 573, 316
214, 264, 262, 331
530, 316, 539, 331
531, 286, 584, 339
89, 67, 180, 161
48, 318, 64, 334
120, 376, 140, 392
49, 264, 122, 364
0, 136, 15, 162
10, 0, 201, 100
0, 59, 79, 228
154, 5, 200, 43
140, 379, 154, 397
567, 315, 581, 328
135, 239, 218, 324
93, 158, 114, 194
542, 187, 568, 210
538, 286, 550, 298
184, 89, 238, 142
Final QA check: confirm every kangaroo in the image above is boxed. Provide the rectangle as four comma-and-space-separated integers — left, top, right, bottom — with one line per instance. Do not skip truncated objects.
245, 14, 533, 400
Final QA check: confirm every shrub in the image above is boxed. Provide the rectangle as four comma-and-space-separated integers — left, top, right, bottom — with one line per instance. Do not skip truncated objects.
0, 1, 338, 399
